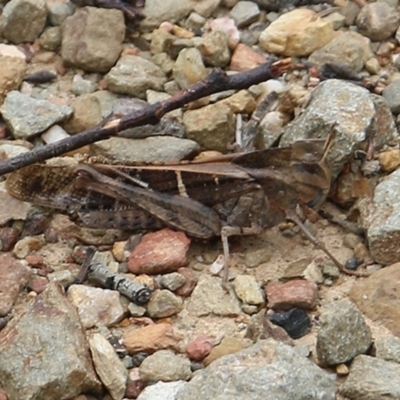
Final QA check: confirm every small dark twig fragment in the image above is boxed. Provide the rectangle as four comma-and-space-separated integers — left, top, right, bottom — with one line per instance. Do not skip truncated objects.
0, 58, 291, 177
74, 247, 152, 304
318, 209, 366, 237
87, 263, 152, 305
74, 246, 97, 285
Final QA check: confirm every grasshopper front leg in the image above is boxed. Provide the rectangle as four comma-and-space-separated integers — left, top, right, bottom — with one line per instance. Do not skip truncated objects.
220, 224, 263, 290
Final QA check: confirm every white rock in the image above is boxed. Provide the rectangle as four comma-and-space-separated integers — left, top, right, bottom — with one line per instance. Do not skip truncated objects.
41, 125, 70, 144
67, 285, 124, 328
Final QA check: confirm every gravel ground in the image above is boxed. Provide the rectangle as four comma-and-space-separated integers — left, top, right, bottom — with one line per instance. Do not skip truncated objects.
1, 1, 400, 400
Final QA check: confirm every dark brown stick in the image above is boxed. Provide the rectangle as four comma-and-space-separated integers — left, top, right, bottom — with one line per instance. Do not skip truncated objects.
0, 59, 291, 176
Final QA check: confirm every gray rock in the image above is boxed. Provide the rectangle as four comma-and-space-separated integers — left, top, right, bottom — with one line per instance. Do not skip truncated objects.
0, 91, 73, 139
383, 79, 400, 114
173, 47, 208, 89
281, 79, 397, 177
316, 299, 372, 366
176, 339, 336, 400
258, 111, 287, 149
39, 26, 62, 51
193, 0, 220, 18
140, 0, 196, 32
340, 355, 400, 399
0, 283, 101, 400
67, 285, 125, 329
360, 168, 400, 264
159, 272, 187, 291
169, 37, 198, 60
369, 93, 398, 150
139, 350, 192, 382
91, 136, 199, 163
47, 269, 75, 287
0, 0, 47, 44
309, 31, 373, 72
128, 302, 146, 317
356, 2, 400, 41
89, 333, 128, 400
244, 246, 273, 268
61, 7, 125, 73
0, 253, 30, 316
230, 1, 260, 28
198, 30, 231, 68
137, 381, 187, 400
187, 274, 241, 317
322, 11, 346, 30
186, 11, 206, 30
146, 289, 183, 318
375, 337, 400, 363
340, 0, 361, 25
47, 0, 75, 26
105, 55, 167, 99
71, 74, 98, 95
183, 102, 235, 152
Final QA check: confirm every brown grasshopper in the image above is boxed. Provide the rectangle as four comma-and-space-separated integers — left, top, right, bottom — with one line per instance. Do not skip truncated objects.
6, 135, 364, 287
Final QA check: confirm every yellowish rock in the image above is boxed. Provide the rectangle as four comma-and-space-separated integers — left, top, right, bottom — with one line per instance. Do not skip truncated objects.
336, 363, 349, 376
378, 149, 400, 172
259, 9, 334, 57
0, 45, 27, 105
220, 90, 256, 114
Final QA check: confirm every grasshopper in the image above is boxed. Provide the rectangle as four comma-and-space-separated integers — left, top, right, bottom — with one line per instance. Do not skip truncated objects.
6, 134, 363, 287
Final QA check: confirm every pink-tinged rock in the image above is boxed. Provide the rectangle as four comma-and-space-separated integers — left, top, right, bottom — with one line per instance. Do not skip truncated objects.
185, 335, 215, 361
229, 43, 267, 72
27, 275, 48, 294
175, 267, 197, 297
127, 229, 191, 275
0, 389, 7, 400
125, 368, 145, 399
0, 253, 31, 316
265, 280, 318, 311
0, 227, 19, 251
208, 18, 240, 49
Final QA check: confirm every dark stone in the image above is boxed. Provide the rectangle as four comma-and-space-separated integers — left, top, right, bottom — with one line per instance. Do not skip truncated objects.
267, 308, 311, 339
345, 256, 360, 270
132, 352, 149, 367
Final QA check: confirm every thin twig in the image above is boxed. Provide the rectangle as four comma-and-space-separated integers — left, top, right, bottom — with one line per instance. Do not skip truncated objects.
0, 59, 291, 176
